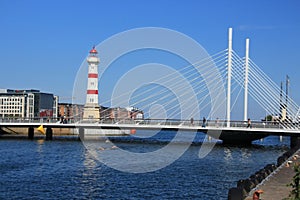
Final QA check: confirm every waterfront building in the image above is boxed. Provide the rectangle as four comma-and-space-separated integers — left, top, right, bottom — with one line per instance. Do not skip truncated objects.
57, 103, 143, 122
83, 47, 100, 120
100, 106, 144, 120
0, 89, 58, 119
53, 95, 58, 119
58, 103, 84, 120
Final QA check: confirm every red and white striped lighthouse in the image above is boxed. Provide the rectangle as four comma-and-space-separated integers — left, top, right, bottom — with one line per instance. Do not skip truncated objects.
83, 46, 100, 120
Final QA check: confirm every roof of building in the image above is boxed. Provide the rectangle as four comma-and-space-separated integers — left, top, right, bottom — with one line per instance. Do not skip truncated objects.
0, 89, 55, 97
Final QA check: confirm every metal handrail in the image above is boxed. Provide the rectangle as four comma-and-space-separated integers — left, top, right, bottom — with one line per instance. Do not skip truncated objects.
0, 117, 298, 130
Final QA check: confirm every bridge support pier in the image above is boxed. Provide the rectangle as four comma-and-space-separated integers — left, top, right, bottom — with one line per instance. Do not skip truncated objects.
28, 127, 34, 139
79, 127, 84, 141
46, 128, 53, 140
211, 130, 266, 146
290, 136, 300, 149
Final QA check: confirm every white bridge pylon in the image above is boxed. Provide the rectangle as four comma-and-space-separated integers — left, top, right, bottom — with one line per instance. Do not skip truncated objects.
98, 28, 300, 131
226, 28, 300, 130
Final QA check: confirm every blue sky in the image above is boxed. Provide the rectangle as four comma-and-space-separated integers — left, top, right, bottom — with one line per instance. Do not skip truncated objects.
0, 0, 300, 120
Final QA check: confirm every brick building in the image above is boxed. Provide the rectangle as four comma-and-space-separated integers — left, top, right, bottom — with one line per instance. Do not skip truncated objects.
58, 103, 84, 120
100, 106, 143, 120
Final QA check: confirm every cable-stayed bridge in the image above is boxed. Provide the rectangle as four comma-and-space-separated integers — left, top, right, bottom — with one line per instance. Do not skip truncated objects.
95, 28, 300, 130
1, 28, 300, 146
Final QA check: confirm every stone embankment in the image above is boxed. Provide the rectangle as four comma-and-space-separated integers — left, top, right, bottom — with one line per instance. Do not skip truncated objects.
228, 146, 300, 200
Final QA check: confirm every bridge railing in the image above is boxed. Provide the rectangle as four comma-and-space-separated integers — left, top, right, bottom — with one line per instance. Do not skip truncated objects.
83, 118, 294, 130
0, 117, 59, 123
0, 117, 298, 130
0, 117, 79, 124
78, 118, 300, 130
226, 120, 282, 129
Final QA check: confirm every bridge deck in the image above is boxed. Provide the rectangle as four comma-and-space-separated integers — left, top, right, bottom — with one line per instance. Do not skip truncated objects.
0, 122, 299, 136
1, 121, 300, 146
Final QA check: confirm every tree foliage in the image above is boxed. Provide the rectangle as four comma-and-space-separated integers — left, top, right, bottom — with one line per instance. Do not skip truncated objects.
287, 162, 300, 200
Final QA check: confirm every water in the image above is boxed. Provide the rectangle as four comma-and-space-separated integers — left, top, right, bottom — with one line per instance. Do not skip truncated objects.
0, 131, 290, 200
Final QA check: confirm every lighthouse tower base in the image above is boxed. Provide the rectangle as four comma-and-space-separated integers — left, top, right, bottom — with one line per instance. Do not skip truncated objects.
83, 104, 100, 120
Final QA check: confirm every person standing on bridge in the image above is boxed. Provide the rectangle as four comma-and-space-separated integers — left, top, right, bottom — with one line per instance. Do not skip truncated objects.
215, 117, 219, 127
60, 116, 64, 124
202, 117, 206, 127
190, 117, 194, 126
247, 118, 252, 128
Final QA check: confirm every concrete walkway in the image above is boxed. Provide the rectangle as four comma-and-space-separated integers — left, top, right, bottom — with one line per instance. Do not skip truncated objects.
245, 153, 300, 200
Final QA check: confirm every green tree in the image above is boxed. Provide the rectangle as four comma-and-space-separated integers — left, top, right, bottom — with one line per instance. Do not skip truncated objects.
287, 163, 300, 200
265, 115, 273, 121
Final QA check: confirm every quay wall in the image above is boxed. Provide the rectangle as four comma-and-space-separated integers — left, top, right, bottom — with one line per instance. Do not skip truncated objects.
0, 127, 77, 135
228, 145, 300, 199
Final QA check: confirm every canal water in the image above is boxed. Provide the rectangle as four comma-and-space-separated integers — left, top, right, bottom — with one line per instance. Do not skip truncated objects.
0, 131, 290, 199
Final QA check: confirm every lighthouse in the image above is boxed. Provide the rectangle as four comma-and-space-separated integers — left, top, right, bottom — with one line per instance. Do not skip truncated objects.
83, 46, 100, 120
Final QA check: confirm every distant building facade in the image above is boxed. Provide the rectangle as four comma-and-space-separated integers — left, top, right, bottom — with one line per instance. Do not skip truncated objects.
57, 104, 143, 122
0, 89, 58, 119
58, 103, 84, 120
100, 106, 144, 120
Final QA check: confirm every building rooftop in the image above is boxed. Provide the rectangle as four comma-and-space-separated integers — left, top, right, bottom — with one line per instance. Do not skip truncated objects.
0, 89, 41, 94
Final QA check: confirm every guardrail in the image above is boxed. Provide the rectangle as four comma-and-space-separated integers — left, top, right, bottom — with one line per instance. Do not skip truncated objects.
0, 117, 297, 130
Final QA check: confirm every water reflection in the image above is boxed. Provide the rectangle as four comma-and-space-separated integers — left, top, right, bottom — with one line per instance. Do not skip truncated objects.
224, 147, 232, 161
77, 146, 104, 198
36, 139, 44, 154
241, 148, 251, 160
83, 149, 98, 176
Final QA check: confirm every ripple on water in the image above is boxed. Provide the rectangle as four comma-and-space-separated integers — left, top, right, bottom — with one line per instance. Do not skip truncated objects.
0, 135, 289, 200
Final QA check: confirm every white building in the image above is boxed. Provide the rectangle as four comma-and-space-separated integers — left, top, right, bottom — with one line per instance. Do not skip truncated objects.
0, 89, 58, 119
